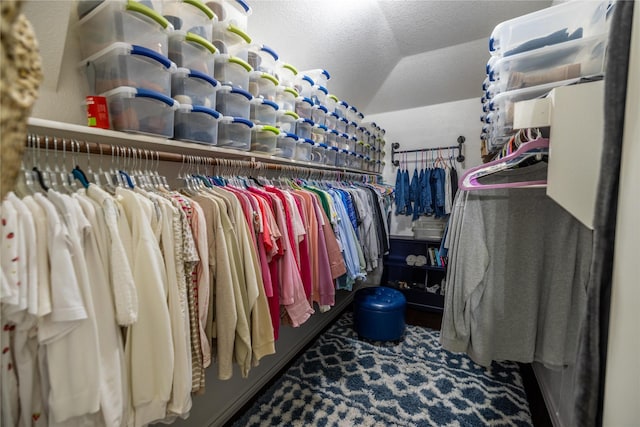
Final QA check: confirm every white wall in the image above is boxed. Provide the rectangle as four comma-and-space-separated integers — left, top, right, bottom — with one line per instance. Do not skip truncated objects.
602, 3, 640, 425
367, 98, 483, 236
22, 1, 88, 125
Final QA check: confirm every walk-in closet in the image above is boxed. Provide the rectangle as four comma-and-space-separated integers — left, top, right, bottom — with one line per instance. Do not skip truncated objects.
1, 1, 638, 426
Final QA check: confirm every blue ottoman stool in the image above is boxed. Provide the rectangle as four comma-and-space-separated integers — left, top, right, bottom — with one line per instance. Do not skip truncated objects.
353, 286, 406, 342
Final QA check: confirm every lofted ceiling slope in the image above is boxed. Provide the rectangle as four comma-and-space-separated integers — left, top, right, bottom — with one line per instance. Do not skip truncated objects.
247, 0, 552, 116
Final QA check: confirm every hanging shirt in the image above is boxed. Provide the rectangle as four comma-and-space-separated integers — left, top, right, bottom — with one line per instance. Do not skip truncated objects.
441, 163, 592, 368
190, 193, 239, 381
403, 169, 412, 216
46, 191, 102, 425
394, 168, 404, 215
247, 187, 283, 340
422, 168, 433, 216
2, 193, 40, 427
86, 185, 138, 326
410, 168, 420, 220
117, 188, 174, 427
264, 190, 314, 327
142, 191, 193, 417
444, 166, 453, 215
71, 192, 127, 427
157, 192, 193, 418
190, 201, 211, 373
171, 193, 203, 392
290, 193, 312, 301
308, 194, 337, 307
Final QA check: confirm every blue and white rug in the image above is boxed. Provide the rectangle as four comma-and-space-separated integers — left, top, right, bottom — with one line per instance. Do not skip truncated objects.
233, 312, 532, 426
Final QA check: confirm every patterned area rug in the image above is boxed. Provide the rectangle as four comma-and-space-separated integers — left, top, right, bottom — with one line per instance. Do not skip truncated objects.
233, 312, 532, 426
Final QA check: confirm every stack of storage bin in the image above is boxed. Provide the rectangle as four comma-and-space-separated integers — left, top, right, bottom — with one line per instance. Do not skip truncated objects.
77, 0, 386, 169
78, 0, 180, 138
166, 0, 225, 145
481, 0, 612, 153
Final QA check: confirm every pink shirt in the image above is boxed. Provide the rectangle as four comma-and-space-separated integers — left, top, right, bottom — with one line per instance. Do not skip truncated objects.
265, 192, 313, 327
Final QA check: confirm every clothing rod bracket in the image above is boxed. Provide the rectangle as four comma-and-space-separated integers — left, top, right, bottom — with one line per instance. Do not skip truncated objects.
391, 136, 465, 167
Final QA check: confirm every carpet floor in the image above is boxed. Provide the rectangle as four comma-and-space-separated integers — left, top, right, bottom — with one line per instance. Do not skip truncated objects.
232, 312, 533, 426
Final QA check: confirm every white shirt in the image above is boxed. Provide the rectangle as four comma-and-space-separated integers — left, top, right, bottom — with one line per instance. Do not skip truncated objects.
44, 191, 101, 424
87, 185, 138, 326
74, 192, 127, 427
116, 188, 174, 427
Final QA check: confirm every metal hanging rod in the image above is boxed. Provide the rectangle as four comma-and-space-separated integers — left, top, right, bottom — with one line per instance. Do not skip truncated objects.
391, 135, 465, 167
24, 133, 378, 182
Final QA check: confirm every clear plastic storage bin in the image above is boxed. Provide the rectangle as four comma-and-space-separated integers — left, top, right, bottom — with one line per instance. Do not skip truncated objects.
311, 105, 328, 126
274, 132, 297, 159
103, 86, 178, 137
251, 125, 279, 153
336, 149, 348, 167
347, 151, 358, 169
168, 30, 216, 75
294, 75, 315, 99
334, 133, 347, 151
76, 0, 172, 59
248, 72, 279, 101
173, 104, 220, 145
326, 129, 339, 148
346, 105, 359, 123
276, 110, 298, 133
488, 77, 582, 130
350, 136, 359, 152
312, 85, 328, 106
247, 44, 279, 75
205, 0, 251, 30
311, 124, 328, 144
346, 121, 357, 137
294, 97, 314, 120
301, 68, 331, 87
325, 146, 338, 166
81, 42, 176, 96
217, 116, 253, 150
364, 156, 372, 172
214, 54, 252, 90
356, 111, 365, 126
275, 86, 298, 111
377, 161, 383, 174
162, 0, 215, 40
489, 0, 609, 56
325, 112, 339, 131
310, 143, 326, 164
364, 143, 372, 159
488, 33, 608, 93
212, 22, 251, 61
295, 118, 314, 140
294, 138, 314, 162
325, 94, 339, 114
216, 85, 252, 119
172, 67, 218, 108
250, 98, 278, 125
276, 62, 298, 87
336, 100, 349, 119
335, 114, 349, 133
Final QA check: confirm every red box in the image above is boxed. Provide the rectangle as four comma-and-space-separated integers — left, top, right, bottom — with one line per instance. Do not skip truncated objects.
86, 96, 109, 129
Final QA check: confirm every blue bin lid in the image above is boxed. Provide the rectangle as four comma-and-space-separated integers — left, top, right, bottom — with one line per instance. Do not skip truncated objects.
354, 286, 406, 311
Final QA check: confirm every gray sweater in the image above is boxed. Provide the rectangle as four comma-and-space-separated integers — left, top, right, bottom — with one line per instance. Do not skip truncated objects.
440, 162, 593, 368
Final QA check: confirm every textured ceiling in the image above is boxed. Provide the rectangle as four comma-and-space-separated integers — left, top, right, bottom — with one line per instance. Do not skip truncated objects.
247, 0, 552, 115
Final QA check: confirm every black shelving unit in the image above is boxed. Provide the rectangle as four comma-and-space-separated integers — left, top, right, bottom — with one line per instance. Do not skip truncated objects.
382, 236, 447, 313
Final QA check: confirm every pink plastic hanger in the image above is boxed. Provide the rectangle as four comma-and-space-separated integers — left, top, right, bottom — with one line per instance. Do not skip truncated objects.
459, 137, 549, 191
